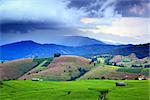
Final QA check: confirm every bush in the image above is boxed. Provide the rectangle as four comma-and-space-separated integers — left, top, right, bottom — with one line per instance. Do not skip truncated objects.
0, 81, 3, 85
141, 69, 150, 76
144, 64, 150, 68
132, 65, 143, 68
122, 58, 131, 62
54, 53, 61, 57
78, 67, 88, 76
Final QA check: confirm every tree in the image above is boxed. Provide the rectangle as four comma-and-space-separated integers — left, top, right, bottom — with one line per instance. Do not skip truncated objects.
54, 53, 61, 57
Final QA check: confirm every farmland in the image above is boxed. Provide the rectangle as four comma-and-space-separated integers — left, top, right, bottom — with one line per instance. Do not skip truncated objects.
19, 56, 93, 81
0, 0, 149, 99
0, 55, 149, 100
1, 54, 149, 81
0, 80, 149, 100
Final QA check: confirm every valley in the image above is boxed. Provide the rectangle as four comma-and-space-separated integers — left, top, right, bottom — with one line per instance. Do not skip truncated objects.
1, 0, 149, 99
0, 43, 149, 100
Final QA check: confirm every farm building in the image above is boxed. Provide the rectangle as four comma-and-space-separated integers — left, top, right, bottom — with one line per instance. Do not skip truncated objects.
32, 78, 41, 81
116, 82, 127, 86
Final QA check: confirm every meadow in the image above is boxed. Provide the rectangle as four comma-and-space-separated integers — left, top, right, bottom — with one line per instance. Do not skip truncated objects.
0, 55, 149, 100
0, 80, 149, 100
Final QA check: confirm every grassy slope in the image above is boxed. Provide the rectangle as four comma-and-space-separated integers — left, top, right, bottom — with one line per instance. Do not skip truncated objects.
20, 56, 93, 81
0, 80, 149, 100
35, 60, 48, 70
116, 68, 150, 76
19, 58, 54, 80
79, 66, 140, 80
0, 59, 38, 80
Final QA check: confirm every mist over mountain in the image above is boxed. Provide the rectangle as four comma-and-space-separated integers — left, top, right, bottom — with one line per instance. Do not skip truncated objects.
58, 36, 106, 46
1, 40, 149, 61
0, 36, 107, 47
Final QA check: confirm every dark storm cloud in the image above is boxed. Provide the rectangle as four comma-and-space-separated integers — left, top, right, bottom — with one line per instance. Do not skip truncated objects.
3, 0, 149, 34
0, 20, 64, 33
0, 0, 149, 45
68, 0, 96, 8
0, 0, 87, 34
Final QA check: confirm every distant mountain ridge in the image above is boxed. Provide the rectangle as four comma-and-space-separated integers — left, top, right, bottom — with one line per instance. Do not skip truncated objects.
59, 36, 106, 46
1, 36, 106, 47
0, 41, 149, 60
110, 43, 149, 58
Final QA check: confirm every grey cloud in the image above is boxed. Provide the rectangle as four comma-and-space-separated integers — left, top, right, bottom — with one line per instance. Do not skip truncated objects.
0, 20, 63, 33
69, 0, 150, 17
0, 0, 149, 45
0, 0, 87, 33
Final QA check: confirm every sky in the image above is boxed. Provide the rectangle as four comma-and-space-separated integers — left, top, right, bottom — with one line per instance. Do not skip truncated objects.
0, 0, 150, 45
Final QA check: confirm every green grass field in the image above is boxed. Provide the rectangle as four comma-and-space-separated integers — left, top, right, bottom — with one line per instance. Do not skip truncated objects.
0, 80, 149, 100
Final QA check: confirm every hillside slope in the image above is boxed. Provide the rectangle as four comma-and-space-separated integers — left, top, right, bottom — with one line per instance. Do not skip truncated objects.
19, 56, 93, 81
0, 58, 38, 80
79, 67, 139, 80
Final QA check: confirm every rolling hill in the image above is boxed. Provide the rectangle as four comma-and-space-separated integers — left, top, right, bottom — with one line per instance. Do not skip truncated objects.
0, 55, 149, 81
110, 43, 150, 58
19, 56, 93, 81
79, 67, 139, 80
0, 58, 38, 80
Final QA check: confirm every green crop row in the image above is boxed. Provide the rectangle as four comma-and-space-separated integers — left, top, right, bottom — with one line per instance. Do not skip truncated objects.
117, 68, 150, 76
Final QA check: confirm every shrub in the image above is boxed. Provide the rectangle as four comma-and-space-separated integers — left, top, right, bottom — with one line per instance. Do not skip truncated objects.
54, 53, 61, 57
122, 58, 130, 62
78, 67, 88, 76
101, 76, 105, 79
144, 64, 150, 68
141, 69, 150, 76
0, 81, 3, 85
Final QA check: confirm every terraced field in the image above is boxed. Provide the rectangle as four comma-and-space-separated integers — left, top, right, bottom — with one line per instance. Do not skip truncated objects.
0, 80, 149, 100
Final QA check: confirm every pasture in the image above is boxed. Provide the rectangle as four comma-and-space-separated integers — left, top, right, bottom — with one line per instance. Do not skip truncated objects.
0, 80, 149, 100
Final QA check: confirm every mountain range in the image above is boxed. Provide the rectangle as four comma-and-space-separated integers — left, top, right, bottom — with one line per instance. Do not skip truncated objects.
0, 36, 149, 61
57, 36, 106, 46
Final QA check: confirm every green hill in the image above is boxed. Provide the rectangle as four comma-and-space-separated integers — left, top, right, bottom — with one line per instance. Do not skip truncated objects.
79, 67, 139, 80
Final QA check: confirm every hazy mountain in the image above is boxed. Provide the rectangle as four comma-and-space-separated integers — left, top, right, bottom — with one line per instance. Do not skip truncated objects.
0, 41, 149, 60
58, 36, 106, 46
110, 43, 150, 58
